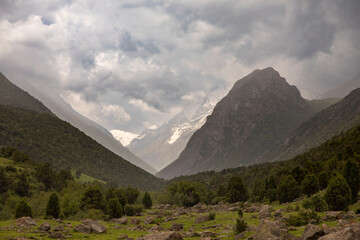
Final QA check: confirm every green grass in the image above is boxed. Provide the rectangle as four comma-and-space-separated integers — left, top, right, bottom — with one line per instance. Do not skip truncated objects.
71, 170, 106, 184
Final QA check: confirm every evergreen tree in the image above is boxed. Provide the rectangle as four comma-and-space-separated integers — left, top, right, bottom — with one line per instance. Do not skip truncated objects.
276, 175, 300, 203
265, 175, 277, 202
15, 199, 33, 218
292, 167, 306, 184
108, 198, 123, 219
0, 167, 10, 194
228, 176, 247, 203
15, 172, 30, 197
80, 186, 106, 211
35, 163, 57, 190
317, 171, 329, 190
142, 192, 152, 209
115, 188, 127, 206
46, 193, 61, 219
216, 185, 227, 197
324, 175, 351, 211
343, 159, 360, 203
125, 186, 139, 204
301, 174, 319, 197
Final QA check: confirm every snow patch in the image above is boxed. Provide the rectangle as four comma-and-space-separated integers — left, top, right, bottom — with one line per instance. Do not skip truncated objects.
111, 129, 138, 146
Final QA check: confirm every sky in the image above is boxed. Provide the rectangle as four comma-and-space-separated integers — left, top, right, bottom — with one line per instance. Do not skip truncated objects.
0, 0, 359, 134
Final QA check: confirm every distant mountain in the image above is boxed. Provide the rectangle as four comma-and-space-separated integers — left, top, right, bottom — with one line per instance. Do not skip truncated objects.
321, 76, 360, 99
129, 101, 215, 171
0, 73, 52, 114
111, 130, 138, 147
6, 75, 156, 175
157, 67, 329, 179
0, 105, 164, 190
261, 87, 360, 163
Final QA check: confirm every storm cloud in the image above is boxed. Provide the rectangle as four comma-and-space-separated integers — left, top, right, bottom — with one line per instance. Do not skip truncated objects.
0, 0, 359, 133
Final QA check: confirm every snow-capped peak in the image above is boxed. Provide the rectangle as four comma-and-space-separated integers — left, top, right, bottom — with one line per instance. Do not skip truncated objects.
111, 129, 138, 146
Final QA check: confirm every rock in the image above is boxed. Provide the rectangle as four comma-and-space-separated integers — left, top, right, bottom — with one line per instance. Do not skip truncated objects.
259, 205, 271, 219
183, 232, 200, 237
16, 217, 37, 226
201, 231, 217, 237
118, 234, 130, 239
338, 220, 350, 226
150, 225, 164, 232
132, 225, 146, 231
318, 226, 360, 240
164, 216, 176, 222
194, 215, 210, 224
144, 216, 154, 224
53, 225, 64, 231
324, 211, 343, 221
344, 213, 356, 220
273, 209, 282, 218
48, 231, 65, 239
253, 219, 288, 240
245, 204, 260, 213
228, 206, 240, 211
301, 224, 325, 240
234, 233, 245, 239
170, 223, 183, 231
115, 217, 128, 225
143, 231, 183, 240
131, 217, 141, 225
74, 224, 91, 234
39, 222, 51, 231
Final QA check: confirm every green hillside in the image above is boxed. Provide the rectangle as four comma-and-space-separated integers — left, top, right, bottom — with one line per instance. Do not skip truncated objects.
0, 105, 164, 190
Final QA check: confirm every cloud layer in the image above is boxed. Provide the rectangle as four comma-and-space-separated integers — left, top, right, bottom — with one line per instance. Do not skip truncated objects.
0, 0, 359, 132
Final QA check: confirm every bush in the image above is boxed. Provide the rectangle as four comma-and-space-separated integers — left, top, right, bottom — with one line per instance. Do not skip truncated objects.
5, 165, 17, 172
80, 186, 106, 211
209, 212, 216, 220
235, 219, 247, 234
302, 195, 328, 212
124, 204, 142, 216
108, 198, 123, 219
125, 186, 139, 204
318, 171, 329, 190
15, 173, 30, 197
84, 209, 104, 220
238, 209, 243, 218
301, 174, 319, 197
142, 192, 152, 209
62, 196, 79, 218
324, 175, 351, 211
15, 200, 33, 218
46, 193, 61, 219
286, 210, 320, 226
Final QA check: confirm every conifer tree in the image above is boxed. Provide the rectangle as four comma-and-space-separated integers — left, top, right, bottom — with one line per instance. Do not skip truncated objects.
277, 175, 300, 203
46, 193, 61, 219
324, 175, 351, 211
343, 159, 360, 203
15, 199, 32, 218
228, 176, 247, 203
301, 174, 319, 197
142, 192, 152, 209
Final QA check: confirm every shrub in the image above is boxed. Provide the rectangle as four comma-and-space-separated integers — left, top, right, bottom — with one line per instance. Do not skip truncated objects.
302, 195, 328, 212
124, 204, 142, 216
343, 159, 360, 203
318, 171, 329, 190
209, 212, 216, 220
46, 193, 61, 219
238, 209, 243, 218
62, 196, 79, 218
15, 200, 33, 218
286, 210, 320, 226
84, 209, 104, 220
142, 192, 152, 209
108, 198, 123, 219
125, 186, 139, 204
5, 165, 17, 172
235, 219, 247, 234
15, 173, 30, 197
80, 186, 106, 211
324, 175, 351, 211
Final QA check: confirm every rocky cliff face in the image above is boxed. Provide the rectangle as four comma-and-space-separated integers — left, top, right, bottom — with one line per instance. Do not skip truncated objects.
157, 67, 318, 179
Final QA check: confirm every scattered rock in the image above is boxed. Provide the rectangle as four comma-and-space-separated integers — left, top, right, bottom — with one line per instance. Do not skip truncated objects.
259, 205, 271, 219
273, 209, 282, 218
48, 231, 65, 239
194, 215, 210, 224
74, 224, 91, 234
144, 216, 154, 224
150, 225, 164, 232
324, 211, 343, 221
301, 224, 325, 240
183, 232, 200, 237
170, 223, 183, 231
39, 222, 51, 231
234, 233, 245, 239
118, 234, 130, 239
132, 225, 146, 231
318, 226, 360, 240
252, 219, 288, 240
228, 206, 240, 211
164, 216, 176, 222
245, 204, 260, 213
143, 231, 183, 240
75, 219, 107, 234
16, 217, 37, 226
53, 224, 64, 231
131, 218, 141, 225
115, 217, 128, 225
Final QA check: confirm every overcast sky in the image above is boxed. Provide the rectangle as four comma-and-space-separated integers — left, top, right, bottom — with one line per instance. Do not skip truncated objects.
0, 0, 359, 133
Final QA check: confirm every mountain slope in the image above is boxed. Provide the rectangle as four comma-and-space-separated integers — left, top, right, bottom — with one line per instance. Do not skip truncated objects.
157, 67, 320, 179
129, 100, 214, 171
0, 73, 52, 114
2, 74, 156, 174
0, 105, 164, 190
261, 87, 360, 163
321, 76, 360, 99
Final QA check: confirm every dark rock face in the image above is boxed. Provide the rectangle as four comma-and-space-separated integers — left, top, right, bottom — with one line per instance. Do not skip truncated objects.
158, 67, 317, 179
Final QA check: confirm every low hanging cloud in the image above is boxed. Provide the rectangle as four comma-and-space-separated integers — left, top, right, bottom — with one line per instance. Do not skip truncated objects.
0, 0, 359, 132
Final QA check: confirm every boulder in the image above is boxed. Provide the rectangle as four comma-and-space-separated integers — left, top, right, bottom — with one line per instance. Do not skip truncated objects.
245, 204, 260, 213
144, 216, 154, 224
74, 224, 91, 234
273, 209, 282, 218
170, 223, 183, 231
115, 217, 128, 225
39, 222, 51, 231
118, 234, 130, 239
77, 219, 107, 234
324, 211, 343, 221
143, 231, 183, 240
16, 217, 37, 226
318, 226, 360, 240
48, 231, 65, 239
259, 205, 271, 219
150, 225, 164, 232
131, 217, 141, 225
228, 206, 240, 211
53, 224, 64, 231
194, 215, 210, 224
301, 224, 325, 240
252, 219, 288, 240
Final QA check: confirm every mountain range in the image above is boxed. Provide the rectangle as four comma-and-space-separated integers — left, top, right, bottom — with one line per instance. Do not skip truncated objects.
157, 67, 354, 179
